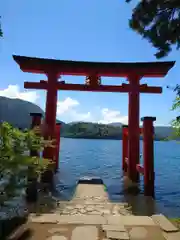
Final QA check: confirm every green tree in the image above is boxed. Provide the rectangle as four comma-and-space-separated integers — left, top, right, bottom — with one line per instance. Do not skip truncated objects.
126, 0, 180, 138
0, 122, 54, 206
126, 0, 180, 58
0, 16, 2, 37
171, 87, 180, 139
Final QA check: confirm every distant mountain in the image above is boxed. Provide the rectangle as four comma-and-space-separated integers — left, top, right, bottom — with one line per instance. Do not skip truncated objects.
68, 121, 86, 125
0, 96, 64, 129
109, 122, 123, 127
109, 122, 173, 140
61, 121, 122, 139
61, 121, 174, 141
0, 97, 175, 141
154, 126, 173, 140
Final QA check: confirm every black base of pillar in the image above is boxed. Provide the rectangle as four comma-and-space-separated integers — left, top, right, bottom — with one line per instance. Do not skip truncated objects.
40, 170, 54, 193
25, 179, 38, 203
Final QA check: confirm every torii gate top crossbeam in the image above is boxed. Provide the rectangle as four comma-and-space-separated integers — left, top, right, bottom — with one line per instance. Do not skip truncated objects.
13, 55, 175, 78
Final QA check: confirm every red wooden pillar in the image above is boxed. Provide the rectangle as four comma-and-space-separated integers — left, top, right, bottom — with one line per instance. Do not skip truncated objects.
30, 112, 42, 129
122, 125, 128, 172
128, 76, 140, 182
141, 116, 156, 197
43, 71, 59, 162
54, 123, 61, 171
30, 113, 42, 157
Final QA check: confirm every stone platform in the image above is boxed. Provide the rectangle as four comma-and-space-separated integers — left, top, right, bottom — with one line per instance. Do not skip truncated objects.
27, 183, 180, 240
29, 214, 180, 240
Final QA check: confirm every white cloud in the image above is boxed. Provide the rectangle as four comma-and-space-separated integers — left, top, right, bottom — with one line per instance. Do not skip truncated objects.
56, 97, 92, 122
98, 108, 128, 124
57, 97, 79, 115
0, 85, 39, 103
70, 110, 92, 121
0, 86, 128, 124
56, 98, 128, 124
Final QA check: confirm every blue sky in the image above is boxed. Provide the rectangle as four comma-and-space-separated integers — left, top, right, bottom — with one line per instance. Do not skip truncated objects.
0, 0, 179, 125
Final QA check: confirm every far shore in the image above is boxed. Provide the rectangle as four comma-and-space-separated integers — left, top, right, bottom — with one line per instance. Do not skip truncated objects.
61, 136, 168, 141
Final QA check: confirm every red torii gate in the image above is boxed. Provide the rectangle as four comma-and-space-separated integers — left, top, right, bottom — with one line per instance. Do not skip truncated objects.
13, 55, 175, 183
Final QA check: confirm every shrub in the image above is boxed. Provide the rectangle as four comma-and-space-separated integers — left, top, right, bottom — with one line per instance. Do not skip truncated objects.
0, 122, 54, 207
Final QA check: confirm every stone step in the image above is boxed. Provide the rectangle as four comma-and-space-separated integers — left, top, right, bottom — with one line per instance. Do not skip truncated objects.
29, 213, 59, 224
107, 215, 156, 226
102, 224, 126, 232
71, 226, 98, 240
106, 230, 130, 240
162, 231, 180, 240
30, 214, 107, 225
151, 214, 179, 232
47, 236, 67, 240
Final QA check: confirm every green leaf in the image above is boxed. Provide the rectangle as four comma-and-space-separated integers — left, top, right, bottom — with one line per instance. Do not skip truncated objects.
126, 0, 180, 58
0, 122, 54, 206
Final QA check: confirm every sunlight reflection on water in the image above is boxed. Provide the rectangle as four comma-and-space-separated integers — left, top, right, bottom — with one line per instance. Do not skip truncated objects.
53, 138, 180, 218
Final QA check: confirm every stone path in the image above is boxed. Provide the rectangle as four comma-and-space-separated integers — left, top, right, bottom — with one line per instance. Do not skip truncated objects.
55, 201, 131, 216
54, 183, 131, 217
28, 184, 180, 239
73, 184, 108, 200
29, 214, 180, 240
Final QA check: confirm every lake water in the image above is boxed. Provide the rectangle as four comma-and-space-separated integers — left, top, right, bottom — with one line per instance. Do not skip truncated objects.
54, 138, 180, 218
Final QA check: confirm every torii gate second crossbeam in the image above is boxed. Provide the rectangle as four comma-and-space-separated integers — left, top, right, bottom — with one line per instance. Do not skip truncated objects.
13, 55, 175, 183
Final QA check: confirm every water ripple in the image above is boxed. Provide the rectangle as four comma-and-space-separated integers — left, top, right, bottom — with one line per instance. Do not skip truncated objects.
56, 138, 180, 217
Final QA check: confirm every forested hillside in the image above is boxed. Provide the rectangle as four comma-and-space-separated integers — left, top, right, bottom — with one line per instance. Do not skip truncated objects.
0, 96, 63, 129
61, 122, 122, 139
61, 121, 173, 141
0, 97, 174, 141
